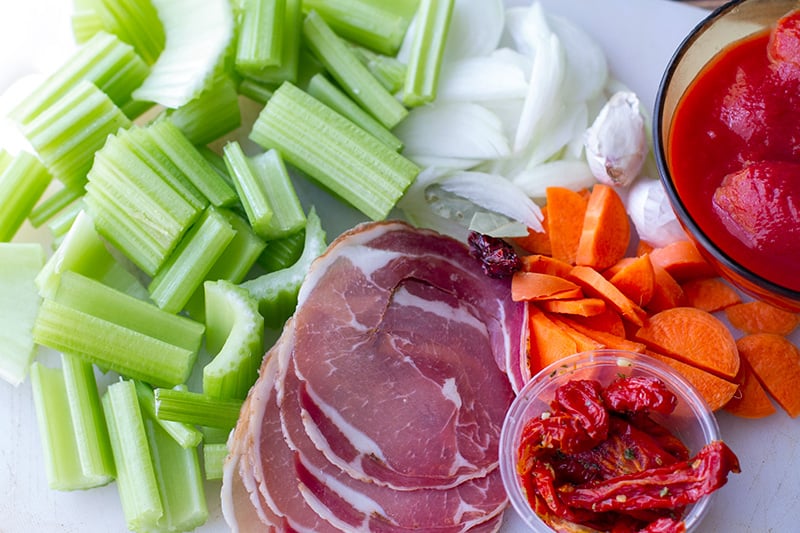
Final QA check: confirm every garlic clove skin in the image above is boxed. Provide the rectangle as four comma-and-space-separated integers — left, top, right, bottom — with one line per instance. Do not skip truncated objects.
584, 91, 647, 187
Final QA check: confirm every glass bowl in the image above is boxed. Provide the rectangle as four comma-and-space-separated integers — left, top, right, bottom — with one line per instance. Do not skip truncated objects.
499, 350, 720, 532
653, 0, 800, 312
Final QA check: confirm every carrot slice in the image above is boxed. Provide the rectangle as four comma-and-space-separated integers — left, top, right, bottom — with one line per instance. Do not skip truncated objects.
514, 206, 551, 255
645, 265, 685, 313
567, 265, 647, 327
557, 316, 647, 353
634, 307, 740, 380
645, 350, 739, 411
570, 307, 626, 338
547, 315, 604, 353
528, 306, 581, 372
725, 300, 800, 336
538, 298, 607, 317
511, 272, 583, 302
737, 333, 800, 417
575, 184, 631, 271
519, 254, 573, 278
723, 360, 776, 419
649, 240, 716, 282
681, 277, 742, 312
636, 240, 655, 256
605, 254, 655, 308
546, 186, 588, 265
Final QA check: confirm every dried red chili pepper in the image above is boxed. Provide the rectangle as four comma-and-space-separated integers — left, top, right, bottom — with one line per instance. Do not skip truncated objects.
603, 375, 678, 415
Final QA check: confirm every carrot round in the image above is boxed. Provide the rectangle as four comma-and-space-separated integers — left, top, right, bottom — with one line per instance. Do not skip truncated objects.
725, 300, 800, 336
605, 254, 655, 308
645, 350, 739, 411
511, 272, 583, 302
723, 360, 776, 419
545, 186, 588, 265
538, 298, 606, 317
575, 184, 631, 271
649, 240, 716, 282
737, 333, 800, 417
634, 307, 740, 380
681, 277, 742, 312
567, 265, 648, 327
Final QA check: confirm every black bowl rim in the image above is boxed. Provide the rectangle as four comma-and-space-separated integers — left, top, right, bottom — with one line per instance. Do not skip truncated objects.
652, 0, 800, 302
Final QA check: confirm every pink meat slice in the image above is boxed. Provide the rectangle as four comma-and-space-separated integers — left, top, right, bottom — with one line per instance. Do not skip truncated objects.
291, 221, 520, 489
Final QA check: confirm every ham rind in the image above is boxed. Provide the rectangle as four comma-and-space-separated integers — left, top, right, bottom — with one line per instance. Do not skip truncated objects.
291, 221, 520, 489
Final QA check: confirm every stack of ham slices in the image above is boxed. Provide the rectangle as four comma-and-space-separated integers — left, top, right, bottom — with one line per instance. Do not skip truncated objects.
222, 221, 527, 532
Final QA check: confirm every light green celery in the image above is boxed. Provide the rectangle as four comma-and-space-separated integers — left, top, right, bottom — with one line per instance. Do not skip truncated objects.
202, 443, 228, 480
203, 280, 264, 400
22, 80, 132, 189
102, 379, 163, 530
303, 10, 408, 129
201, 425, 231, 445
237, 78, 274, 104
198, 146, 234, 188
350, 44, 406, 93
249, 82, 418, 221
0, 151, 52, 241
154, 388, 243, 429
302, 0, 411, 56
47, 200, 85, 240
120, 98, 155, 121
241, 0, 301, 85
295, 46, 326, 90
92, 0, 166, 64
28, 186, 83, 228
148, 207, 236, 314
235, 0, 286, 71
222, 142, 273, 236
72, 5, 105, 43
147, 120, 238, 207
9, 31, 149, 126
257, 228, 304, 272
144, 413, 208, 532
402, 0, 455, 106
0, 243, 44, 385
241, 208, 326, 327
167, 73, 241, 146
307, 73, 403, 151
135, 381, 202, 448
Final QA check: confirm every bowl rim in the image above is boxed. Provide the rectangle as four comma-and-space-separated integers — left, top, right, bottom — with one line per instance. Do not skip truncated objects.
652, 0, 800, 302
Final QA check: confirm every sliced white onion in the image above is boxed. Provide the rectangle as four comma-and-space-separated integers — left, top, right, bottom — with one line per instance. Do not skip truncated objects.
626, 177, 688, 247
511, 159, 596, 200
442, 0, 506, 61
437, 49, 529, 102
524, 101, 588, 168
407, 155, 484, 171
547, 14, 608, 103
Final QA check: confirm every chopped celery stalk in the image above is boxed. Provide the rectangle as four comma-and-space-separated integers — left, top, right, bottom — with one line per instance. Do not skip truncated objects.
154, 388, 243, 429
257, 228, 304, 272
120, 98, 155, 121
295, 46, 327, 90
89, 0, 166, 64
144, 413, 208, 532
0, 151, 52, 241
222, 142, 273, 237
307, 73, 403, 152
402, 0, 455, 106
202, 280, 264, 400
197, 146, 234, 188
47, 200, 85, 240
133, 0, 234, 108
237, 78, 274, 104
250, 82, 418, 221
235, 0, 286, 71
240, 207, 326, 327
240, 0, 301, 85
22, 80, 132, 189
135, 381, 202, 449
201, 425, 231, 445
350, 44, 406, 93
72, 6, 106, 44
303, 10, 408, 129
9, 31, 149, 126
0, 243, 44, 385
203, 443, 228, 480
29, 186, 84, 228
302, 0, 411, 56
166, 73, 242, 146
148, 207, 236, 314
102, 379, 163, 530
30, 361, 114, 490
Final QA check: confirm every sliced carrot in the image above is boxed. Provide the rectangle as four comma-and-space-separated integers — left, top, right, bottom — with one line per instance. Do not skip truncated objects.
649, 240, 716, 282
725, 300, 800, 336
636, 240, 655, 256
605, 254, 655, 308
514, 206, 551, 255
737, 333, 800, 417
546, 186, 588, 265
645, 350, 739, 411
645, 265, 685, 313
538, 298, 606, 317
634, 307, 740, 380
527, 306, 581, 372
557, 316, 647, 353
681, 277, 742, 312
575, 184, 631, 271
569, 307, 626, 338
511, 272, 583, 302
519, 254, 573, 278
723, 359, 776, 419
567, 265, 647, 327
547, 315, 605, 353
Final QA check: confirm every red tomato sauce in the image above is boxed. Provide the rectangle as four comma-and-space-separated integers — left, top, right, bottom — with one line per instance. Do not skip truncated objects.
667, 12, 800, 291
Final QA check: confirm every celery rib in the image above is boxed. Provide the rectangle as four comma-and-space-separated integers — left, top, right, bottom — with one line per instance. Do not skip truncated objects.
135, 381, 202, 449
402, 0, 455, 106
0, 151, 52, 241
240, 0, 301, 85
235, 0, 286, 71
154, 388, 243, 429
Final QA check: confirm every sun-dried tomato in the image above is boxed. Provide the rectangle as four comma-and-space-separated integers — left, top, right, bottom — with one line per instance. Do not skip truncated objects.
603, 375, 678, 415
553, 379, 610, 442
467, 231, 521, 278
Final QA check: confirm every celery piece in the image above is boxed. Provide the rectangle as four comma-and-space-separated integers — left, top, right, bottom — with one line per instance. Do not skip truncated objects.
102, 379, 163, 530
0, 243, 44, 386
302, 0, 411, 56
120, 98, 156, 121
133, 0, 234, 108
203, 443, 228, 480
250, 82, 418, 221
307, 73, 403, 152
240, 0, 301, 85
22, 80, 132, 190
198, 146, 234, 188
148, 207, 236, 314
92, 0, 166, 65
9, 31, 149, 126
402, 0, 455, 106
350, 44, 406, 93
203, 280, 264, 400
0, 151, 52, 241
257, 228, 304, 272
241, 208, 326, 327
295, 46, 327, 90
28, 186, 83, 228
47, 200, 85, 240
30, 361, 114, 491
167, 73, 242, 146
303, 10, 408, 129
222, 142, 273, 237
135, 381, 202, 449
154, 388, 243, 429
72, 5, 105, 44
200, 425, 231, 445
235, 0, 286, 71
238, 78, 274, 105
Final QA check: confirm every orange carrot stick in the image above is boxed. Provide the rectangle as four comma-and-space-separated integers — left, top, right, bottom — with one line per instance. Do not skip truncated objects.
645, 265, 685, 313
538, 298, 606, 317
545, 187, 588, 265
511, 272, 583, 302
736, 333, 800, 417
645, 350, 739, 411
723, 359, 776, 419
557, 316, 647, 353
681, 277, 742, 312
527, 306, 581, 372
519, 254, 573, 278
570, 307, 626, 338
575, 184, 631, 271
605, 254, 655, 308
567, 265, 648, 327
649, 240, 716, 282
725, 300, 800, 336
